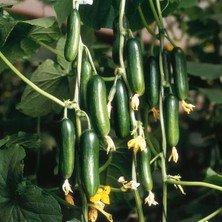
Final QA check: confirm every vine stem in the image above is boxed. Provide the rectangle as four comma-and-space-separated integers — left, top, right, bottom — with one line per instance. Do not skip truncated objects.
132, 153, 145, 222
166, 179, 222, 192
198, 207, 222, 222
138, 5, 156, 37
0, 51, 65, 107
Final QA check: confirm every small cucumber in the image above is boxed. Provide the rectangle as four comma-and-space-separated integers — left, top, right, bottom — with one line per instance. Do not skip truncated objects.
162, 49, 172, 84
171, 47, 188, 100
165, 94, 179, 148
80, 49, 92, 112
88, 75, 110, 136
64, 9, 80, 62
113, 79, 130, 139
60, 118, 75, 179
137, 148, 153, 192
144, 56, 160, 108
80, 129, 100, 198
126, 38, 145, 96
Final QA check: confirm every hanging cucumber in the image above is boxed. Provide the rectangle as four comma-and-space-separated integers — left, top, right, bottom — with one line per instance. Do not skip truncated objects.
126, 38, 145, 110
137, 148, 153, 192
60, 118, 76, 195
64, 9, 81, 62
113, 79, 130, 139
162, 49, 172, 85
80, 49, 92, 112
171, 47, 195, 114
145, 56, 160, 109
80, 129, 100, 198
87, 75, 110, 136
171, 47, 188, 101
165, 94, 179, 163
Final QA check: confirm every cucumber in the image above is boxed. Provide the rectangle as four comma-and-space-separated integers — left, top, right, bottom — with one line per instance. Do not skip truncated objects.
171, 47, 188, 100
113, 79, 130, 139
80, 129, 100, 198
126, 38, 145, 96
80, 49, 92, 112
165, 94, 179, 148
60, 118, 75, 179
162, 49, 172, 84
88, 75, 110, 136
145, 56, 160, 108
137, 148, 153, 192
64, 9, 80, 62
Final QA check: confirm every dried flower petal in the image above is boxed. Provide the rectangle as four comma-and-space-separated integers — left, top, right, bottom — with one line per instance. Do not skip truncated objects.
168, 146, 179, 163
144, 191, 159, 207
181, 100, 195, 114
130, 94, 140, 110
62, 179, 73, 196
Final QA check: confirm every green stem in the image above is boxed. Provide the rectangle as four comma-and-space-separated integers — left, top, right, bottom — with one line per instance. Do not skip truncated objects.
148, 0, 161, 28
138, 5, 156, 36
0, 51, 65, 107
82, 44, 97, 74
99, 152, 113, 173
132, 153, 145, 222
31, 38, 64, 58
198, 207, 222, 222
166, 179, 222, 192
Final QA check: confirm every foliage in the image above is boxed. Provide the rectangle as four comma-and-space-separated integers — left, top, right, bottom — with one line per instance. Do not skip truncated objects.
0, 0, 222, 222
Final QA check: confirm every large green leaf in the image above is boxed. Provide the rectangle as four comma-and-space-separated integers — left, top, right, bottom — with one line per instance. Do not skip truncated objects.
17, 59, 71, 117
199, 88, 222, 104
0, 145, 62, 222
0, 132, 41, 150
53, 0, 72, 27
204, 168, 222, 187
187, 62, 222, 80
179, 0, 198, 9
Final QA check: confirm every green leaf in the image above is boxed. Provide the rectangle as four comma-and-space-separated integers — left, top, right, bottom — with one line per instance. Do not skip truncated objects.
53, 0, 72, 27
199, 88, 222, 104
0, 132, 41, 150
204, 167, 222, 187
0, 17, 17, 47
17, 59, 71, 117
0, 145, 62, 222
187, 61, 222, 80
0, 3, 17, 8
56, 37, 71, 72
179, 0, 198, 9
100, 147, 134, 204
80, 0, 115, 29
23, 17, 56, 28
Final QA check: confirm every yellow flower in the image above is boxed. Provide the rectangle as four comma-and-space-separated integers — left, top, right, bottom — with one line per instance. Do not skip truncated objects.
90, 186, 111, 205
127, 136, 146, 153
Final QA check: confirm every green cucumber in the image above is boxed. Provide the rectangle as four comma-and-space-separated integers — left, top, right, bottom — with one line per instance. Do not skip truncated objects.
137, 148, 153, 192
162, 49, 172, 84
126, 38, 145, 96
113, 79, 130, 139
165, 94, 179, 148
64, 9, 80, 62
88, 75, 110, 136
171, 47, 188, 100
80, 49, 92, 112
60, 118, 75, 179
80, 129, 100, 197
145, 56, 160, 108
